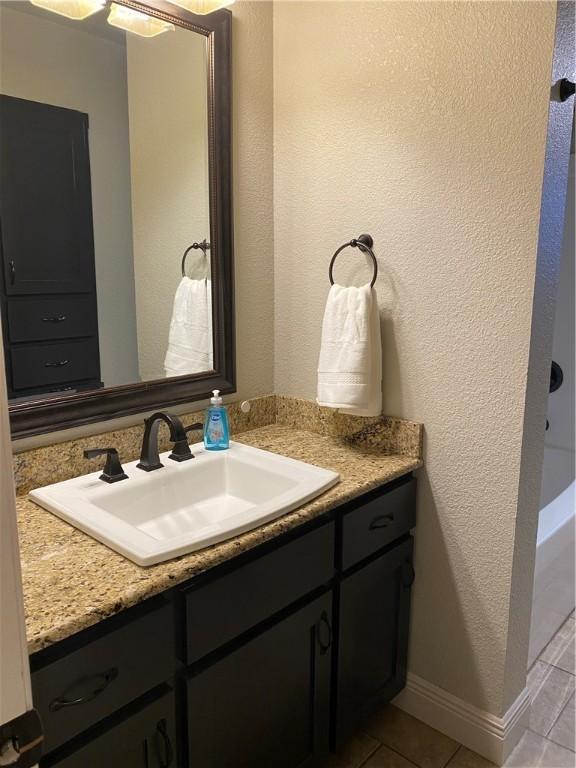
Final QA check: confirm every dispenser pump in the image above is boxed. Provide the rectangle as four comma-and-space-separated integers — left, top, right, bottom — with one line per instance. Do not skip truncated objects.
210, 389, 222, 405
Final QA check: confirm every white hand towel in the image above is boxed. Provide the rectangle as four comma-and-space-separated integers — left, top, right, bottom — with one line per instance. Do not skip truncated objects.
164, 277, 213, 377
317, 283, 382, 417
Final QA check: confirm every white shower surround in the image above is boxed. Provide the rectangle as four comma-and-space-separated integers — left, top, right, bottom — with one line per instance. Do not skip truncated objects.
528, 475, 575, 666
529, 155, 575, 666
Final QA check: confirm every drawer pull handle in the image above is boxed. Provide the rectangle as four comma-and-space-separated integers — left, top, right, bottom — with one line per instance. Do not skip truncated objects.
369, 514, 395, 530
402, 562, 416, 589
44, 360, 69, 368
154, 719, 174, 768
9, 260, 15, 285
317, 610, 332, 655
48, 667, 118, 712
42, 315, 67, 323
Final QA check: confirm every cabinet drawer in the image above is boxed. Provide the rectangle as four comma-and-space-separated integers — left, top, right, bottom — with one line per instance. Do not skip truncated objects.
44, 688, 176, 768
10, 338, 99, 390
184, 522, 335, 664
341, 478, 416, 570
7, 296, 96, 342
32, 601, 174, 754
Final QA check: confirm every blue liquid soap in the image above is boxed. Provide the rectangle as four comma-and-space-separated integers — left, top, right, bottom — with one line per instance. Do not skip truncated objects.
204, 389, 230, 450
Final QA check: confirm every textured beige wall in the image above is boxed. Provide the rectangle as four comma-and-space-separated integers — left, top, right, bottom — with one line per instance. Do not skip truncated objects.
127, 29, 210, 381
0, 5, 140, 387
273, 0, 556, 715
232, 1, 275, 399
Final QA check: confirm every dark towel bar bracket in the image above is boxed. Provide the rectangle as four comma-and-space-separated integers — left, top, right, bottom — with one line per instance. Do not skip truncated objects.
181, 240, 211, 277
328, 234, 378, 288
559, 78, 575, 102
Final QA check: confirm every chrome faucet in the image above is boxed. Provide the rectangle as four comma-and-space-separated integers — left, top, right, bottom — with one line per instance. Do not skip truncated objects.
137, 412, 202, 471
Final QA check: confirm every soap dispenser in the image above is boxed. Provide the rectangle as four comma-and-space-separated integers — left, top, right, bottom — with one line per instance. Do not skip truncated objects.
204, 390, 230, 450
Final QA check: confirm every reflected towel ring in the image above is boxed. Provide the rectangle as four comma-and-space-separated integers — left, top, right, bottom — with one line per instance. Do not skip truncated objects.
181, 240, 211, 277
328, 234, 378, 288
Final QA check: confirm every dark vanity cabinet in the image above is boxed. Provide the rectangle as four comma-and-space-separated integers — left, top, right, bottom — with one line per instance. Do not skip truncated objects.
31, 475, 417, 768
0, 95, 101, 399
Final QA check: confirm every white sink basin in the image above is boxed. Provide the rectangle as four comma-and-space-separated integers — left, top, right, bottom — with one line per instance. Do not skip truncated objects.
29, 441, 339, 566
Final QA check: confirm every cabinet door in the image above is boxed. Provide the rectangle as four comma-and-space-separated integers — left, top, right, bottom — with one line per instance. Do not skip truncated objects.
0, 95, 96, 295
43, 688, 176, 768
336, 538, 414, 744
187, 593, 333, 768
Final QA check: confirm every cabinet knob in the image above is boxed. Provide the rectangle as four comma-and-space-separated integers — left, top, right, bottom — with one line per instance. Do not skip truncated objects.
369, 513, 394, 530
317, 610, 332, 655
402, 562, 416, 589
154, 719, 174, 767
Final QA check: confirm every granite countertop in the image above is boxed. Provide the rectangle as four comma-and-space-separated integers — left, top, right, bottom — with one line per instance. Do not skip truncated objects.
17, 421, 422, 654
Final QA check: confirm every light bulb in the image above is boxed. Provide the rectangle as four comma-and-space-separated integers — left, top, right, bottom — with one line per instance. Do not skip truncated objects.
30, 0, 106, 20
168, 0, 234, 15
107, 3, 175, 36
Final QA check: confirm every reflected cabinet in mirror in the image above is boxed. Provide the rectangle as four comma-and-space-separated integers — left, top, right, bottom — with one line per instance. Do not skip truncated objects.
0, 0, 233, 438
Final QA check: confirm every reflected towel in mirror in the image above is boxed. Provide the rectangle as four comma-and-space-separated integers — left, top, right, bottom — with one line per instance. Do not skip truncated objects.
164, 277, 213, 377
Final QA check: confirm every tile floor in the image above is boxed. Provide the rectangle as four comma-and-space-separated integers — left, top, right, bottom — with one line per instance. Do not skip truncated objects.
327, 613, 575, 768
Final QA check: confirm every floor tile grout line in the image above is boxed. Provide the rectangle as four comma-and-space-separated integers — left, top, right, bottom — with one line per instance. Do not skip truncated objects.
440, 742, 463, 768
544, 689, 575, 739
365, 741, 427, 768
543, 732, 576, 755
384, 744, 422, 768
528, 658, 574, 710
537, 620, 575, 665
355, 737, 384, 768
443, 744, 465, 768
541, 644, 575, 665
538, 644, 575, 671
546, 660, 576, 677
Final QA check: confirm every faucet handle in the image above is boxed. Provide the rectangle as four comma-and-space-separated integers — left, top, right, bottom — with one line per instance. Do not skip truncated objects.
84, 448, 128, 483
169, 423, 203, 462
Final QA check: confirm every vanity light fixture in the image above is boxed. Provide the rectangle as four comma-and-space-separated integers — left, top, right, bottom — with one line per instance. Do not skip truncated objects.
169, 0, 234, 15
107, 3, 175, 36
30, 0, 105, 20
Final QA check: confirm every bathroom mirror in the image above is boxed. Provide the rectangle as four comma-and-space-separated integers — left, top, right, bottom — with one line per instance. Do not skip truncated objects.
0, 0, 234, 437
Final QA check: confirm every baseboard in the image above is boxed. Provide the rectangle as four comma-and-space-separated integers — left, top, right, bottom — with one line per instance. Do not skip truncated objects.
393, 673, 531, 765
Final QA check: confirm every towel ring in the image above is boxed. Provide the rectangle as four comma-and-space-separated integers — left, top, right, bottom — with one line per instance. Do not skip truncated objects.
328, 234, 378, 288
181, 240, 211, 277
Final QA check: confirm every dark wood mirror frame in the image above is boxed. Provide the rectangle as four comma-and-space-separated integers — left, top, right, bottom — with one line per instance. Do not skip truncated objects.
8, 0, 234, 439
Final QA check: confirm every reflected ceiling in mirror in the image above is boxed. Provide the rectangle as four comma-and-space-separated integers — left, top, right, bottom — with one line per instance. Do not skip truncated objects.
0, 0, 215, 405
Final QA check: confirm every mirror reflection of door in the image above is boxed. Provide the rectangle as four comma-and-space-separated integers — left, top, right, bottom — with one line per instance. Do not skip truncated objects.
0, 1, 213, 403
